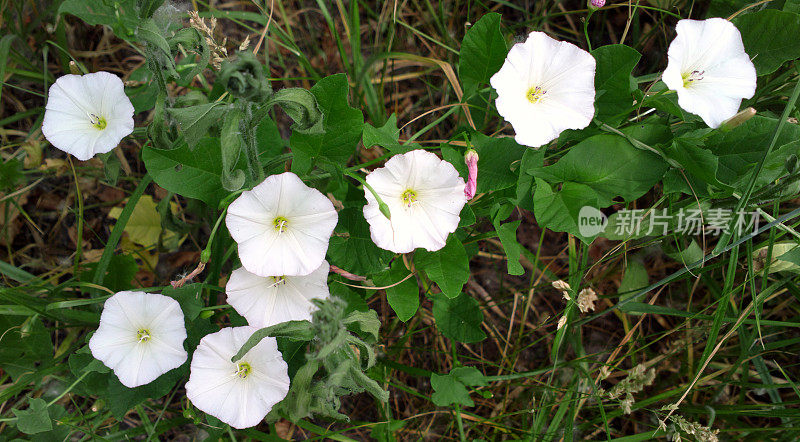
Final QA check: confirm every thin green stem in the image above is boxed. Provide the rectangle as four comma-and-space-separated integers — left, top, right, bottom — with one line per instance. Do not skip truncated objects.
48, 371, 89, 407
450, 345, 467, 442
201, 206, 229, 263
345, 152, 393, 173
345, 171, 391, 220
68, 157, 84, 275
583, 11, 593, 52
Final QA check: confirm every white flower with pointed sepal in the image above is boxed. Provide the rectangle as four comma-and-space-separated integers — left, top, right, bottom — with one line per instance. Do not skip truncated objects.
226, 260, 330, 328
89, 291, 187, 388
42, 72, 135, 161
490, 31, 596, 148
363, 149, 466, 253
185, 326, 290, 429
662, 18, 757, 128
226, 172, 338, 277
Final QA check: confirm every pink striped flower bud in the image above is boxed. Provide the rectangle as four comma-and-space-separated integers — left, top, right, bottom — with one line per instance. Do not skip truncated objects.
464, 149, 479, 200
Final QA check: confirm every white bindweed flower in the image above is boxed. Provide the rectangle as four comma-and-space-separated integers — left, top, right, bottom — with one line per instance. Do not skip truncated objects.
363, 149, 466, 253
42, 72, 135, 161
185, 326, 290, 429
226, 172, 338, 277
490, 31, 596, 148
89, 291, 187, 388
662, 18, 757, 128
226, 260, 330, 328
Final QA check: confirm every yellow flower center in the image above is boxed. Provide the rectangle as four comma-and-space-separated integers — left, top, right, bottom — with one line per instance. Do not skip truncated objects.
682, 70, 705, 88
526, 86, 547, 103
90, 113, 107, 130
235, 362, 252, 379
401, 189, 417, 208
136, 329, 151, 343
271, 276, 286, 286
273, 216, 288, 233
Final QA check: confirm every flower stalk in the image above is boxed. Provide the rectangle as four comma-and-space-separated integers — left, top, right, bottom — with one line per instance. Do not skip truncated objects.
345, 170, 391, 220
170, 206, 228, 288
719, 107, 757, 131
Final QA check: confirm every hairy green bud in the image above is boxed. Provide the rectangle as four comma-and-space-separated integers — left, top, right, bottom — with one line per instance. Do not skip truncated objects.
218, 51, 272, 101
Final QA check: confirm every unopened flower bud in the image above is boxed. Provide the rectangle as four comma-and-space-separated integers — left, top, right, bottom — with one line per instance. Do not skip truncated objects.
720, 107, 756, 131
588, 0, 605, 9
68, 61, 82, 75
464, 149, 479, 200
329, 264, 366, 282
